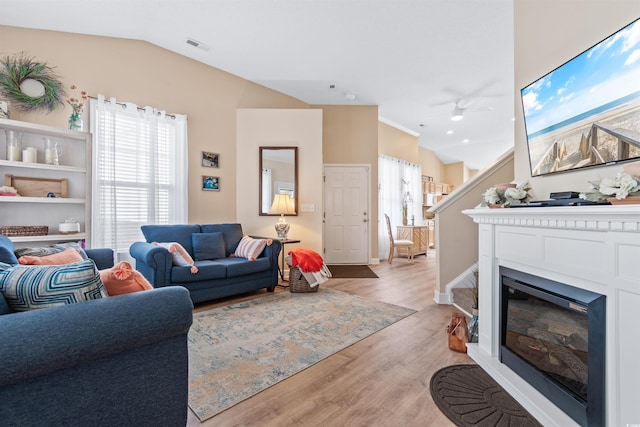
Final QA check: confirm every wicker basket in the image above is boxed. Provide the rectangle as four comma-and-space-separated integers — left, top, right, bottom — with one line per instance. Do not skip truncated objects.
0, 225, 48, 237
288, 265, 319, 293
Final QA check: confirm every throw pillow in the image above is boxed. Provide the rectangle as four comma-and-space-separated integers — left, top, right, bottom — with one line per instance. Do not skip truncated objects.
100, 261, 154, 296
14, 242, 88, 260
18, 247, 84, 265
232, 236, 271, 261
0, 246, 18, 265
0, 235, 18, 265
152, 242, 198, 273
0, 259, 107, 312
192, 232, 226, 261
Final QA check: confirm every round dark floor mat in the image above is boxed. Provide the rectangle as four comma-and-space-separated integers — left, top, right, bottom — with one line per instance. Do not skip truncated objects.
430, 364, 542, 427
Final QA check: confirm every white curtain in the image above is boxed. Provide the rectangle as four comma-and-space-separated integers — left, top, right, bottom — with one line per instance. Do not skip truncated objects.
90, 95, 188, 261
378, 155, 422, 260
261, 168, 272, 213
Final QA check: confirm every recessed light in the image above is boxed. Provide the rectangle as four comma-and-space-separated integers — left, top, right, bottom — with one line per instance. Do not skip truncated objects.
446, 130, 453, 135
462, 139, 470, 144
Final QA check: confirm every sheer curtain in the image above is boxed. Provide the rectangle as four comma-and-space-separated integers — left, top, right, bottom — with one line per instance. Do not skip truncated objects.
378, 155, 422, 260
261, 168, 272, 213
90, 95, 188, 261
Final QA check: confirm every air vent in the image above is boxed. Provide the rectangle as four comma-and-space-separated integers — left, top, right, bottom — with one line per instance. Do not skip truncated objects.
186, 38, 210, 51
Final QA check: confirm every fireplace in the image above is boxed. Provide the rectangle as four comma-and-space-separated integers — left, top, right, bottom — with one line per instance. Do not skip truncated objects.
464, 205, 640, 425
499, 266, 605, 426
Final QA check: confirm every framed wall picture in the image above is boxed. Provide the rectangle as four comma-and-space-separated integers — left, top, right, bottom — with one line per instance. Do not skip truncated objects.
202, 175, 220, 191
202, 151, 219, 168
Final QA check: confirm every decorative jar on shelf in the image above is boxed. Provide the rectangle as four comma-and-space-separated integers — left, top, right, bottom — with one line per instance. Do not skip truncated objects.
5, 130, 22, 161
68, 113, 83, 131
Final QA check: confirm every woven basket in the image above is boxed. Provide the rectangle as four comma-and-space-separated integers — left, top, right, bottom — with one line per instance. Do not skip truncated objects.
0, 225, 48, 237
288, 265, 319, 293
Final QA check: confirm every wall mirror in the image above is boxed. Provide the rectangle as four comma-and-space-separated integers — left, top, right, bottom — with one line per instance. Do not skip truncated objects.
259, 146, 298, 216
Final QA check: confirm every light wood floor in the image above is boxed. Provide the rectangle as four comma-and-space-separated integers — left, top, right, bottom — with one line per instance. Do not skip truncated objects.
187, 251, 471, 427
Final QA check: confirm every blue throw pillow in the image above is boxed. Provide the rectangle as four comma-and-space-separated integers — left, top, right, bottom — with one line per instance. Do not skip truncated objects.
200, 224, 244, 256
192, 232, 226, 261
0, 235, 18, 265
0, 246, 18, 265
0, 260, 107, 312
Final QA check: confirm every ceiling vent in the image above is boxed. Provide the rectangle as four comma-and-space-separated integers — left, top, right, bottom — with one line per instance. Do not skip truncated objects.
186, 38, 209, 52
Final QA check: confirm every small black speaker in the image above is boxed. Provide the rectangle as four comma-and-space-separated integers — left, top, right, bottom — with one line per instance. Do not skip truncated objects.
550, 191, 580, 199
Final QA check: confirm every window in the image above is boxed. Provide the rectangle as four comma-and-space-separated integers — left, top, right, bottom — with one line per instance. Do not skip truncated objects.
378, 155, 422, 259
90, 96, 188, 260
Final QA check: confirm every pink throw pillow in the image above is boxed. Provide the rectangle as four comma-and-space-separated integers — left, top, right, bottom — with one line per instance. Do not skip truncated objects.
18, 247, 84, 265
152, 241, 198, 273
100, 261, 154, 296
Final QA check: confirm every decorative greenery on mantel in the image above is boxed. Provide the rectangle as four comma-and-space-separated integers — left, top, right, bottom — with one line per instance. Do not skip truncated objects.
0, 53, 66, 112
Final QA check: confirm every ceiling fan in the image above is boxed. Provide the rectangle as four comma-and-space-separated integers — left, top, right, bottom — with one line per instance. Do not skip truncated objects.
450, 98, 493, 121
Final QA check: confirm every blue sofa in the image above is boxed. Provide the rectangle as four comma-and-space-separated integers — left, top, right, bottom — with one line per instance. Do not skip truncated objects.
130, 223, 281, 303
0, 235, 194, 426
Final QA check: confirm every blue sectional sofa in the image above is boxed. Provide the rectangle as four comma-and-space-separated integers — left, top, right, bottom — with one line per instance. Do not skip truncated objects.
0, 235, 194, 426
130, 223, 281, 303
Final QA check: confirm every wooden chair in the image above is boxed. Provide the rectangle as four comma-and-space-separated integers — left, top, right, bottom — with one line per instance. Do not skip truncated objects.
384, 214, 414, 264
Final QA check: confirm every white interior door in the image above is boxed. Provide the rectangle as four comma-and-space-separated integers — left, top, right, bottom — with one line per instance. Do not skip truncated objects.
323, 165, 370, 264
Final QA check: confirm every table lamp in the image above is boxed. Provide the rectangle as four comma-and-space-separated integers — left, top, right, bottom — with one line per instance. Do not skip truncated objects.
269, 194, 295, 239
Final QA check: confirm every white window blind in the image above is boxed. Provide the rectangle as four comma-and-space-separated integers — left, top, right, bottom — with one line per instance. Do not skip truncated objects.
90, 96, 188, 259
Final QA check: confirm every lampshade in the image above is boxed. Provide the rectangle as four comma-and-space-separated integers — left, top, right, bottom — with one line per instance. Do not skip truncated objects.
269, 194, 296, 215
451, 107, 464, 121
270, 194, 295, 239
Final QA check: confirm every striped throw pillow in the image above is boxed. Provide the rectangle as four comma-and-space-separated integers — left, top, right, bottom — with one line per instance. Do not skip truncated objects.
232, 236, 270, 261
0, 260, 107, 312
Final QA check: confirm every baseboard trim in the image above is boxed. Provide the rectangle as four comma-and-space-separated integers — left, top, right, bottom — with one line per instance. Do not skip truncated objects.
433, 290, 452, 304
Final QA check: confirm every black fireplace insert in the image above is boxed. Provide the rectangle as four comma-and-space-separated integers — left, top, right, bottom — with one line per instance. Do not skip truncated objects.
499, 266, 605, 426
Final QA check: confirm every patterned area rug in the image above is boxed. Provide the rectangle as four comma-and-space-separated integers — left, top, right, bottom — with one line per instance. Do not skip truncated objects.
430, 364, 542, 426
188, 288, 415, 421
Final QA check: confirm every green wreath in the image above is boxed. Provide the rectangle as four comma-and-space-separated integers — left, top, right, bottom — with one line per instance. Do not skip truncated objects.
0, 53, 65, 112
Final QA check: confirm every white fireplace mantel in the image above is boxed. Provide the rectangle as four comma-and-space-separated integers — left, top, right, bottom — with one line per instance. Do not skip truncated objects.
464, 205, 640, 427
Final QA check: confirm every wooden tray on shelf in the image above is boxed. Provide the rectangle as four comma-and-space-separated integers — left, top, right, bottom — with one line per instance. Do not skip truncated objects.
4, 174, 68, 198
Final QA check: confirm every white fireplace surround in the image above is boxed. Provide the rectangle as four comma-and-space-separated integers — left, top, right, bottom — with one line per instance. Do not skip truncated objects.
464, 205, 640, 427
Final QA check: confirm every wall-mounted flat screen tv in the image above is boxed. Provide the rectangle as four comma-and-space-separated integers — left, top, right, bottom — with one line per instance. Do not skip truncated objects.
521, 17, 640, 176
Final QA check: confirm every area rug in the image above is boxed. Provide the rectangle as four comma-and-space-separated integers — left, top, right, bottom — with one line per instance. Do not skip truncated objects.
430, 364, 542, 426
327, 264, 378, 278
188, 288, 414, 421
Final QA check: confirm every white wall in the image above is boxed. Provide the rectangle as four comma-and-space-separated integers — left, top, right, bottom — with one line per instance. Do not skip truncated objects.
236, 109, 324, 254
514, 1, 640, 198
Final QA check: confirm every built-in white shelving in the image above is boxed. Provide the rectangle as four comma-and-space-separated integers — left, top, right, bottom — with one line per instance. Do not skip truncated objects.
0, 118, 92, 247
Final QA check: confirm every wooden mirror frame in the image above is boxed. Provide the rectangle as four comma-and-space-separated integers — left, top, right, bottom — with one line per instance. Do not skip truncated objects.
259, 146, 298, 216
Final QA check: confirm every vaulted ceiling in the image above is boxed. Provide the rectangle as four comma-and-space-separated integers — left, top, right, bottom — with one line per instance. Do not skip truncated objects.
0, 0, 515, 170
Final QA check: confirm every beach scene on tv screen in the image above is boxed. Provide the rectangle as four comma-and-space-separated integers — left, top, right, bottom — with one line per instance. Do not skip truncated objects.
522, 18, 640, 176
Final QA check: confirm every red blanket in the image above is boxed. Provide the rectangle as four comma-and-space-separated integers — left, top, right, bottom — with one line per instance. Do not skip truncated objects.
288, 248, 324, 273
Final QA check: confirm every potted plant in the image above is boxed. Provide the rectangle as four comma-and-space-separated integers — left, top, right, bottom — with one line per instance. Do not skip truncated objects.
581, 164, 640, 205
480, 181, 531, 208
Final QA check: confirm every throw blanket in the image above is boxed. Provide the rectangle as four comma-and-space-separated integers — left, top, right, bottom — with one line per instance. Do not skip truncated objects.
288, 248, 332, 287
